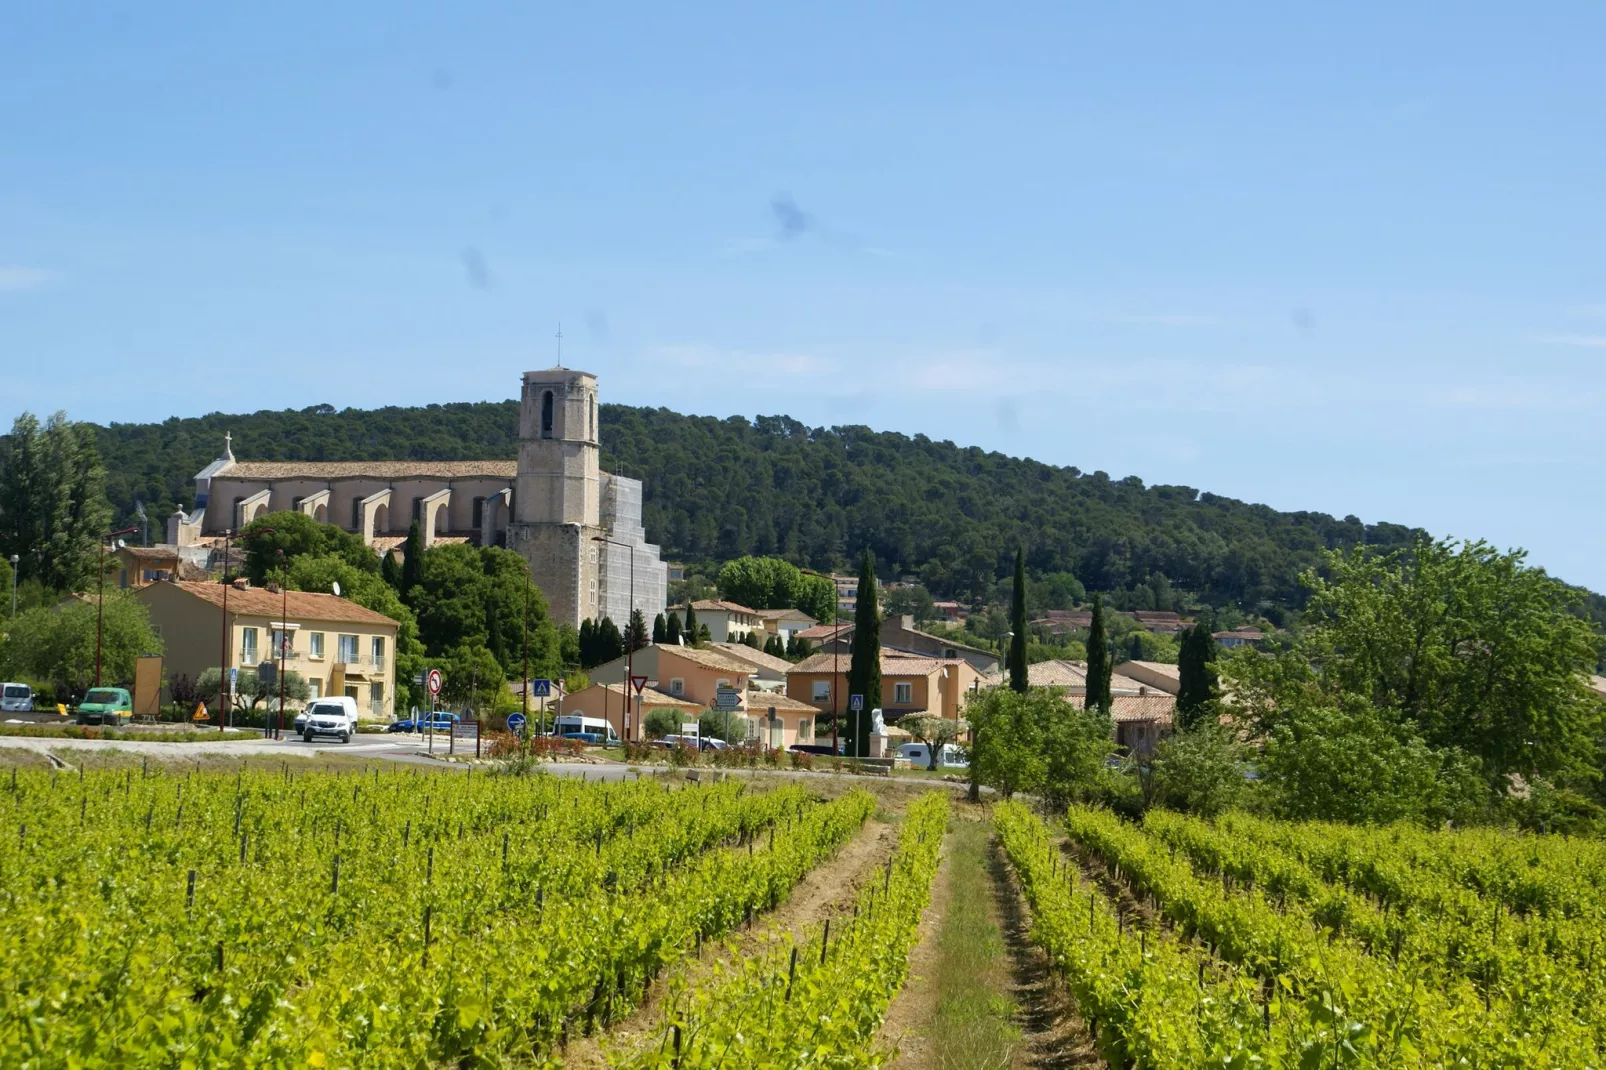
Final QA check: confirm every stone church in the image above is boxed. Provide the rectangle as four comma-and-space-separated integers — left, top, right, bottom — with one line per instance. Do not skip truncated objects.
171, 368, 668, 628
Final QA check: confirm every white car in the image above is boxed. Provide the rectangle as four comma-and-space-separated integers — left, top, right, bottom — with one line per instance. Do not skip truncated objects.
301, 696, 359, 743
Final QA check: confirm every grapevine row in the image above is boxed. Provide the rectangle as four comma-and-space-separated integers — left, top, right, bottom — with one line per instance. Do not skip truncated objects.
616, 790, 951, 1067
1065, 805, 1598, 1066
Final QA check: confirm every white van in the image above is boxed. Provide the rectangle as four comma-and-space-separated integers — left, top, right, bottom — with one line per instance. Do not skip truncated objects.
1, 683, 33, 714
898, 742, 968, 770
300, 696, 359, 743
551, 715, 619, 745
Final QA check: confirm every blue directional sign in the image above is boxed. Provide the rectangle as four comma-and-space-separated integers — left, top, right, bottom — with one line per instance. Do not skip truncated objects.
506, 713, 527, 734
530, 678, 552, 698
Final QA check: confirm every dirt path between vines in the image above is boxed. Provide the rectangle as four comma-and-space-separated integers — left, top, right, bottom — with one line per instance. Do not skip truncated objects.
883, 808, 1102, 1070
564, 814, 899, 1068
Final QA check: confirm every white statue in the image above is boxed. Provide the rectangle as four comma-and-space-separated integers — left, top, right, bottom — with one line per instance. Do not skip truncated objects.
871, 708, 886, 735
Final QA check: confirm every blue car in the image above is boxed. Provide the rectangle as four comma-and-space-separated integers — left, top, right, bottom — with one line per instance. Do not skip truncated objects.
387, 713, 461, 734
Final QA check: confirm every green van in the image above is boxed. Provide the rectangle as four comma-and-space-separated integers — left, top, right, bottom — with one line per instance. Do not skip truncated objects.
75, 687, 133, 727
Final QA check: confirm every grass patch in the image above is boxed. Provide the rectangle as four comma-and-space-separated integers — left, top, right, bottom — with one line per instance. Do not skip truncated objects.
0, 724, 255, 742
932, 819, 1021, 1070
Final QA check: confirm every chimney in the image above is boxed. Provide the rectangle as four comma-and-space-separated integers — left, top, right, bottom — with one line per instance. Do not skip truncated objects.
232, 578, 249, 591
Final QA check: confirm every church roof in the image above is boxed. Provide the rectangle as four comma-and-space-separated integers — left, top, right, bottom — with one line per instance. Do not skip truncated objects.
221, 460, 518, 480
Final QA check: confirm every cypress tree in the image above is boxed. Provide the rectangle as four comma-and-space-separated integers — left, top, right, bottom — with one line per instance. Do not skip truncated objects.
696, 622, 711, 644
744, 629, 761, 649
627, 608, 649, 653
845, 549, 882, 757
399, 520, 425, 602
1177, 616, 1219, 729
380, 550, 402, 591
579, 619, 596, 668
1085, 593, 1112, 713
793, 636, 812, 659
665, 612, 683, 645
651, 612, 667, 645
683, 603, 699, 646
597, 617, 625, 664
1009, 547, 1029, 693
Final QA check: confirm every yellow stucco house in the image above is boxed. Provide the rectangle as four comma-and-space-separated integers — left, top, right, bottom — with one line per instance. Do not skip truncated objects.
135, 579, 401, 719
785, 650, 983, 725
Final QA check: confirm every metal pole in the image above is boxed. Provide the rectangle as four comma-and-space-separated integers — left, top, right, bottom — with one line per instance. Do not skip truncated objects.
522, 570, 530, 736
627, 542, 635, 744
9, 554, 17, 619
219, 530, 231, 731
95, 537, 106, 688
277, 571, 287, 740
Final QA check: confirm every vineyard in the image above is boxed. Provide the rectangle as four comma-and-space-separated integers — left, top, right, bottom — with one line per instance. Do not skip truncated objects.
0, 764, 951, 1068
996, 801, 1606, 1069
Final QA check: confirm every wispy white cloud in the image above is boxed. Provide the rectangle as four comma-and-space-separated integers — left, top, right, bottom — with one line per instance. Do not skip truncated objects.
0, 266, 59, 292
1533, 334, 1606, 349
1434, 384, 1595, 410
1113, 313, 1221, 327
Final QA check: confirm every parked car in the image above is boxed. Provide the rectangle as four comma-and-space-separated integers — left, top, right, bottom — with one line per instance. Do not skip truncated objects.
1, 682, 33, 713
75, 687, 132, 727
788, 742, 844, 757
386, 716, 418, 733
301, 696, 359, 743
657, 734, 728, 751
417, 712, 461, 733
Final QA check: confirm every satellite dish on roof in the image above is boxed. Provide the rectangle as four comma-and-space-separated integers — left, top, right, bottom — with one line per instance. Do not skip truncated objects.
332, 581, 342, 597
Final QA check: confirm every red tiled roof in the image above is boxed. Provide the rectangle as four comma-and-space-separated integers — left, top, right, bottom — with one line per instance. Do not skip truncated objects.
154, 580, 399, 628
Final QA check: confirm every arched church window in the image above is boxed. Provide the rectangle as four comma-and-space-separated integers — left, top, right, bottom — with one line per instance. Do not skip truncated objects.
541, 391, 554, 439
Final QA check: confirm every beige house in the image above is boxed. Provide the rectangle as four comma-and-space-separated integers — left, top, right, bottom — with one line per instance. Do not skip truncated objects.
786, 650, 982, 725
672, 600, 764, 643
590, 644, 756, 739
754, 607, 816, 644
710, 643, 795, 691
1117, 661, 1181, 695
135, 579, 400, 719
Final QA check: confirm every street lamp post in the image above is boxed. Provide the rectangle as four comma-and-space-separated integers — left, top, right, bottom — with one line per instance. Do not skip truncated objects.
591, 535, 635, 745
217, 526, 275, 732
95, 527, 140, 687
275, 549, 288, 741
9, 553, 19, 619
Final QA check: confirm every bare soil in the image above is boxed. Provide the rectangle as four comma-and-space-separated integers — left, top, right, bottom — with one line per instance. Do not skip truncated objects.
883, 806, 1104, 1070
876, 820, 955, 1065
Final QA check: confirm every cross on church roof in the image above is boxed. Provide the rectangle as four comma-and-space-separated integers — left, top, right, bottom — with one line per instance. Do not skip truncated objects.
555, 323, 564, 368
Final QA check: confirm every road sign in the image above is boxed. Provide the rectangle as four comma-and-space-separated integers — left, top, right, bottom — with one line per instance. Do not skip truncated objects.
629, 675, 649, 695
554, 678, 565, 697
849, 694, 864, 711
714, 685, 742, 711
426, 668, 443, 696
229, 666, 239, 690
506, 712, 526, 734
530, 678, 551, 698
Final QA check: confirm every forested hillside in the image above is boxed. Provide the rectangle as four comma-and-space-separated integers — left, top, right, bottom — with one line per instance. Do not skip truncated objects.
87, 398, 1442, 619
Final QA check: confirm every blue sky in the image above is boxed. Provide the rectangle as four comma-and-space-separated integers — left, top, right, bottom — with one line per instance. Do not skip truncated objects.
4, 4, 1604, 591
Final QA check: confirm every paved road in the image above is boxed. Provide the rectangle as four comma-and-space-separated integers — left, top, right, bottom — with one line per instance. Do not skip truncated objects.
0, 733, 643, 780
